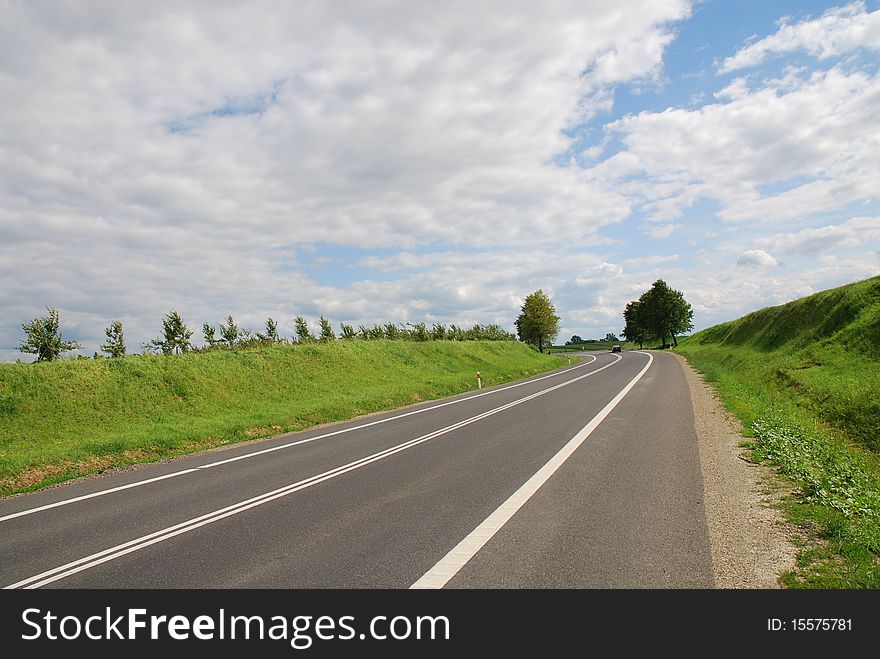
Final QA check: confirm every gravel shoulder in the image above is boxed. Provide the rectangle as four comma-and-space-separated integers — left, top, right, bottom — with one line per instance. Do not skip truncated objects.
672, 353, 799, 588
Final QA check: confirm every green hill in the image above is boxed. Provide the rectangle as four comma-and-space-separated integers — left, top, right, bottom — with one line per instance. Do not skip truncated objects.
0, 340, 563, 497
677, 274, 880, 588
681, 275, 880, 450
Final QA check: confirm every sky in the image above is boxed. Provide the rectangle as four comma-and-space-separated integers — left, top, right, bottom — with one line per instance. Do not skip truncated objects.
1, 0, 878, 360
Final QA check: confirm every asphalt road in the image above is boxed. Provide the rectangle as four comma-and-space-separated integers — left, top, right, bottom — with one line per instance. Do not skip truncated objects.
0, 350, 714, 589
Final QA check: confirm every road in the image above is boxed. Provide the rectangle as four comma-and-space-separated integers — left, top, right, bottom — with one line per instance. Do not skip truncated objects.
0, 350, 714, 589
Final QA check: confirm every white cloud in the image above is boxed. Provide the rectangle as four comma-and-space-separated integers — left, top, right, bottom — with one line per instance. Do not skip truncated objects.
736, 249, 779, 267
0, 1, 694, 359
756, 215, 880, 254
718, 2, 880, 73
623, 254, 680, 267
645, 223, 682, 239
574, 262, 625, 287
1, 2, 877, 363
588, 66, 880, 225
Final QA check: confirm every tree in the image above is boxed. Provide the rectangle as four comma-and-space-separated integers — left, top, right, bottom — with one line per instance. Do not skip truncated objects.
219, 314, 239, 347
408, 322, 429, 341
319, 316, 336, 342
567, 335, 583, 345
622, 280, 693, 348
257, 317, 281, 342
621, 300, 648, 349
640, 279, 693, 348
19, 307, 81, 362
100, 320, 126, 357
294, 316, 315, 343
339, 323, 356, 340
202, 322, 220, 347
514, 289, 560, 353
148, 310, 193, 355
665, 286, 695, 347
604, 332, 619, 343
265, 317, 280, 342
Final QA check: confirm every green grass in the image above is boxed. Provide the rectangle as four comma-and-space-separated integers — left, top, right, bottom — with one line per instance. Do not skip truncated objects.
0, 340, 565, 497
676, 274, 880, 588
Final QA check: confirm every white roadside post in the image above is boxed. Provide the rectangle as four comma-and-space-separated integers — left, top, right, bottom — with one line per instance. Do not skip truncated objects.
477, 371, 482, 389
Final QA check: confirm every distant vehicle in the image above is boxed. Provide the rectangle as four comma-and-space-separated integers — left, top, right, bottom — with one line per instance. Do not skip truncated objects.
611, 345, 621, 353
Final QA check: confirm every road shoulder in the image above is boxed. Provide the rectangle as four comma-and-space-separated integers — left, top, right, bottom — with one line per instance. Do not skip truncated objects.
672, 352, 798, 588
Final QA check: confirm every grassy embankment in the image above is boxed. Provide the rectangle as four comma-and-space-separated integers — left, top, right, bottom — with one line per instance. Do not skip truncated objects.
0, 340, 565, 498
676, 275, 880, 588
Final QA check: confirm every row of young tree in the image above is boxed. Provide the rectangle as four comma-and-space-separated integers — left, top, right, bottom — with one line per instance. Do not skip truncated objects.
621, 279, 694, 349
19, 281, 692, 362
148, 311, 517, 355
18, 307, 516, 361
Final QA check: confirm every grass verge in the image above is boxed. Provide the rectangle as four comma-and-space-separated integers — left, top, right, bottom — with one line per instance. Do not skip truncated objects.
677, 341, 880, 588
0, 340, 565, 497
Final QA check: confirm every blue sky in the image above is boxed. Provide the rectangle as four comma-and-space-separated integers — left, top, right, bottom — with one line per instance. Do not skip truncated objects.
1, 0, 878, 359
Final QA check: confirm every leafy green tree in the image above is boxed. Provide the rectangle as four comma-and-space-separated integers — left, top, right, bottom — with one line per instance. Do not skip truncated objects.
623, 280, 694, 348
202, 322, 220, 348
19, 307, 82, 362
294, 316, 315, 343
567, 335, 583, 345
319, 316, 336, 342
257, 317, 281, 342
640, 279, 693, 348
265, 317, 280, 342
339, 323, 356, 340
431, 323, 447, 340
514, 289, 560, 353
148, 310, 193, 355
100, 320, 126, 357
482, 323, 516, 341
408, 322, 429, 341
622, 300, 648, 349
219, 314, 239, 347
665, 286, 695, 347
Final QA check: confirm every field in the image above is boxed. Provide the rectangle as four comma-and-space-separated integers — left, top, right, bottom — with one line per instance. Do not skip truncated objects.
0, 340, 564, 497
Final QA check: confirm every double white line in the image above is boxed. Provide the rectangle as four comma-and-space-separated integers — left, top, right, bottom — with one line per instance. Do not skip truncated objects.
6, 354, 625, 589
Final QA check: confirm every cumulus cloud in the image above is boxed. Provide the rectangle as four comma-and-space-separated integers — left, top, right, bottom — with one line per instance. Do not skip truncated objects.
718, 2, 880, 73
2, 2, 877, 362
645, 223, 682, 239
736, 249, 779, 267
587, 65, 880, 225
0, 1, 694, 359
756, 216, 880, 254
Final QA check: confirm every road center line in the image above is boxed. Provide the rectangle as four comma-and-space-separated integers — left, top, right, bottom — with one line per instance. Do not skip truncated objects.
410, 351, 654, 589
0, 355, 598, 523
5, 354, 622, 588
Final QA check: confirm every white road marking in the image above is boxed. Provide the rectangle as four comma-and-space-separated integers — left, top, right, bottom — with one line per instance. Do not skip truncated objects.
5, 354, 622, 588
0, 355, 599, 523
410, 351, 654, 589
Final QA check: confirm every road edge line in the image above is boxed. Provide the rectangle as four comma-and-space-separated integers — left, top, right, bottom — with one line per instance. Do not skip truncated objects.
410, 351, 654, 589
